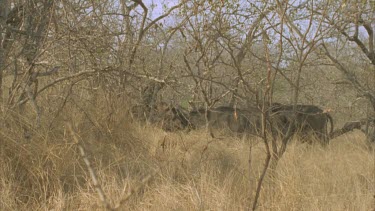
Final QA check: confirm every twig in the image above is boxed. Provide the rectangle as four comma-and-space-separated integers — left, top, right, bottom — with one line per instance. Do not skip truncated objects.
67, 123, 114, 211
113, 172, 156, 210
36, 66, 60, 77
251, 30, 273, 211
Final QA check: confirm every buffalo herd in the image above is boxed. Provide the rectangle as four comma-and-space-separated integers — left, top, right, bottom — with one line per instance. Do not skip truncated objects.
130, 102, 335, 145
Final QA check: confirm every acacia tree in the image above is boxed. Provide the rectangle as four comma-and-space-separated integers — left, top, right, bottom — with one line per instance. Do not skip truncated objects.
117, 1, 187, 103
0, 0, 59, 128
175, 1, 306, 209
314, 0, 375, 142
175, 1, 371, 208
0, 0, 189, 129
178, 1, 274, 109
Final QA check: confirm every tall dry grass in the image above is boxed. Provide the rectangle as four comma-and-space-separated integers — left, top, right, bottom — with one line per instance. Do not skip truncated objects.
0, 93, 374, 210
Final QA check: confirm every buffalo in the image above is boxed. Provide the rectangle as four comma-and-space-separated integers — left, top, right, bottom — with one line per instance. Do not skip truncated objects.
185, 103, 334, 146
129, 102, 191, 132
158, 105, 192, 131
188, 106, 261, 138
130, 102, 334, 145
269, 104, 334, 145
340, 118, 375, 142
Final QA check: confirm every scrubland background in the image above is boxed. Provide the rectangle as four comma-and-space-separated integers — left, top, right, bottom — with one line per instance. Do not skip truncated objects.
0, 96, 375, 210
0, 0, 375, 210
1, 94, 374, 210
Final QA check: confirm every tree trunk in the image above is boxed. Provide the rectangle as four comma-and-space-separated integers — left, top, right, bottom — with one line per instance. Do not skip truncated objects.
0, 0, 10, 106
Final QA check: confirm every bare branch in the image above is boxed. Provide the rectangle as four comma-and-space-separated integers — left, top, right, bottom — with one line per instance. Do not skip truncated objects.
128, 0, 187, 66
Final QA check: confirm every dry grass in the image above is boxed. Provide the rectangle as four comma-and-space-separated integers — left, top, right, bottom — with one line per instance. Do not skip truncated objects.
1, 97, 374, 211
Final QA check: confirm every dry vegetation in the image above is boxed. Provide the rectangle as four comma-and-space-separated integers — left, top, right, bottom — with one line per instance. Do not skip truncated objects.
1, 93, 374, 211
0, 0, 375, 210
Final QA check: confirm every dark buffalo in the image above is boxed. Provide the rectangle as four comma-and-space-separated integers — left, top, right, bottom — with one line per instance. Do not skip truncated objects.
159, 105, 192, 131
188, 106, 261, 137
269, 104, 334, 145
340, 118, 375, 142
130, 102, 191, 132
129, 103, 169, 123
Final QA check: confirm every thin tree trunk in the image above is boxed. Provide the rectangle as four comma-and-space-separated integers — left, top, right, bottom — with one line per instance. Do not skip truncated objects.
0, 0, 10, 107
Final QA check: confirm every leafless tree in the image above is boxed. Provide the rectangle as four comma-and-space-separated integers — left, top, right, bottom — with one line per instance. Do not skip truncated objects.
313, 0, 375, 142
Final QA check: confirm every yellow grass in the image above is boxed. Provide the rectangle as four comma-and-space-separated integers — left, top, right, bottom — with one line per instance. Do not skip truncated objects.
0, 100, 374, 211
